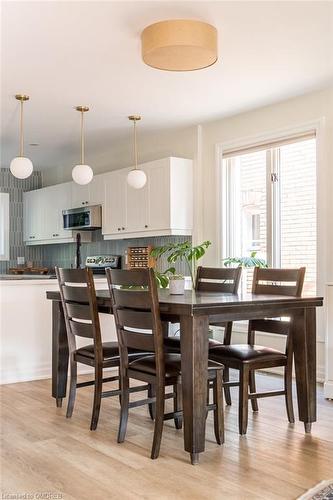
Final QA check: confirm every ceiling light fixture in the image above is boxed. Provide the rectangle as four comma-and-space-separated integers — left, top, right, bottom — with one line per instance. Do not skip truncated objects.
72, 105, 93, 185
141, 19, 217, 71
127, 115, 147, 189
10, 94, 34, 179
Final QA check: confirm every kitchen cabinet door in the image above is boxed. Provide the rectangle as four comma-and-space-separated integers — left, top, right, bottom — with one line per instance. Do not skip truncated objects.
89, 174, 105, 206
71, 174, 105, 208
44, 183, 72, 240
71, 183, 90, 208
126, 170, 149, 233
103, 171, 127, 235
146, 159, 170, 231
23, 190, 43, 242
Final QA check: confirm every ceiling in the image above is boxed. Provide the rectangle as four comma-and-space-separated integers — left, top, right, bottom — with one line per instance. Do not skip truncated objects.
1, 1, 333, 171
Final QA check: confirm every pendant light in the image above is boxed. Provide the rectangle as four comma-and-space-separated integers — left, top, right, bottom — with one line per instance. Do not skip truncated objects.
127, 115, 147, 189
10, 94, 33, 179
72, 105, 93, 185
141, 20, 217, 71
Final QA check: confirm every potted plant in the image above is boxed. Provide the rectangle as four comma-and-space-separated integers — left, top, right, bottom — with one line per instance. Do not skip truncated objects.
168, 273, 186, 295
150, 240, 211, 291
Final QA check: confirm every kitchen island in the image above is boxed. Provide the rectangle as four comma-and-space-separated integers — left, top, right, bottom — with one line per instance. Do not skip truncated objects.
0, 276, 116, 384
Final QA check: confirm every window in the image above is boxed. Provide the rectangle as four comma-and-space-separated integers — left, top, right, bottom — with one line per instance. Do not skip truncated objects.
222, 135, 317, 295
0, 193, 9, 261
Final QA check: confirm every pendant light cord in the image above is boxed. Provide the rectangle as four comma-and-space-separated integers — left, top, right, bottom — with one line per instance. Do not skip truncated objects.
133, 119, 138, 170
80, 110, 85, 165
19, 99, 24, 157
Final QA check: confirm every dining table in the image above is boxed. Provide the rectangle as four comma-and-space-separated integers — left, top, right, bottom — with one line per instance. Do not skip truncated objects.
46, 288, 323, 464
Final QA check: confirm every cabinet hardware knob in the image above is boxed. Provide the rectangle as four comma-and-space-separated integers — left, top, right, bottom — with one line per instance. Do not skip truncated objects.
145, 225, 148, 228
118, 228, 121, 231
122, 227, 125, 230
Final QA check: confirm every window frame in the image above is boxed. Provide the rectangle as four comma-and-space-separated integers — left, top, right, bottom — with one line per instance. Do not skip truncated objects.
216, 120, 324, 295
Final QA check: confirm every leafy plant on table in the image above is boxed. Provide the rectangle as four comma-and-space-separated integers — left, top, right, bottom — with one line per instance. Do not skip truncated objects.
150, 240, 211, 288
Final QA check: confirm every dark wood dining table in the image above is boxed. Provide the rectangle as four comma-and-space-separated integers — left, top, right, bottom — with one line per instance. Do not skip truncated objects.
46, 288, 323, 464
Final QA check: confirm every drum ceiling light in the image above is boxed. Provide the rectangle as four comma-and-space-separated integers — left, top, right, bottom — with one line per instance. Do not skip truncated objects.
141, 19, 218, 71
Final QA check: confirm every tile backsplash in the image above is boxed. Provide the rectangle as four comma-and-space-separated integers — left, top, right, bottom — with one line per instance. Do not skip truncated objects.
42, 232, 191, 275
0, 168, 43, 274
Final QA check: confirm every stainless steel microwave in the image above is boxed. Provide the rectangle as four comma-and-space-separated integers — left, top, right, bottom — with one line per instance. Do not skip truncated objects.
62, 205, 102, 230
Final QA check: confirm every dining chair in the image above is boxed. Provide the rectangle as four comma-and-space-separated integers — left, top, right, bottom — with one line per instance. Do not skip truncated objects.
209, 266, 306, 435
164, 265, 242, 405
55, 267, 150, 431
106, 267, 225, 460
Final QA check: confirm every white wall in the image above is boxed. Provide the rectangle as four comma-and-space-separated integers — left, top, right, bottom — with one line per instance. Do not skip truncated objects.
42, 125, 198, 186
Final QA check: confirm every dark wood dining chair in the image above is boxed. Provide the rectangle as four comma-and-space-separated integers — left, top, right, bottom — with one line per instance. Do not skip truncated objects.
164, 265, 242, 405
106, 267, 225, 462
55, 267, 150, 431
209, 266, 306, 435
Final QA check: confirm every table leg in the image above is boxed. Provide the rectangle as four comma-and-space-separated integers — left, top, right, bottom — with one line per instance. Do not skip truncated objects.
180, 314, 209, 464
52, 300, 69, 407
291, 307, 317, 432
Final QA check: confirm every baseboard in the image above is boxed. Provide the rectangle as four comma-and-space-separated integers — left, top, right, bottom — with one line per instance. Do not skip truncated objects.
0, 364, 117, 385
324, 380, 333, 399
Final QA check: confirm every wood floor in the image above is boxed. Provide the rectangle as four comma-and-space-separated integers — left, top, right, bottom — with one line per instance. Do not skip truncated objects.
1, 372, 332, 500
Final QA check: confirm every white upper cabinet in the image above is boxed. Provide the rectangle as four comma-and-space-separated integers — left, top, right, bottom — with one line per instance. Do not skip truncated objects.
103, 157, 193, 240
24, 183, 73, 244
103, 170, 127, 235
23, 157, 192, 245
43, 183, 72, 240
23, 190, 43, 242
71, 174, 105, 208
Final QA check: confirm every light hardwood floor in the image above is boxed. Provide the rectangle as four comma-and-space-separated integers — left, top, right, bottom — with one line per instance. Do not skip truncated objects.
1, 372, 332, 500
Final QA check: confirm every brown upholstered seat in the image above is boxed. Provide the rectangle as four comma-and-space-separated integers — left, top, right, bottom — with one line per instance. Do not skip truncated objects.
209, 344, 287, 363
76, 342, 144, 360
129, 353, 223, 378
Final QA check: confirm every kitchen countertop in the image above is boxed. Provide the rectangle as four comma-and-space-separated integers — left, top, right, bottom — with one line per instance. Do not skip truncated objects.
0, 274, 108, 284
0, 274, 56, 280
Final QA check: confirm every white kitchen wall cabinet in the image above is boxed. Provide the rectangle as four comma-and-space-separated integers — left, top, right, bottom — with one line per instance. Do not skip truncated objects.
71, 174, 106, 208
24, 183, 91, 245
103, 170, 127, 235
23, 189, 44, 242
23, 157, 192, 245
103, 157, 193, 240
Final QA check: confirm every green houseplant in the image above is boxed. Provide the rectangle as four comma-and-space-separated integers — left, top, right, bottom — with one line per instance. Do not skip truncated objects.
150, 240, 211, 289
223, 251, 268, 269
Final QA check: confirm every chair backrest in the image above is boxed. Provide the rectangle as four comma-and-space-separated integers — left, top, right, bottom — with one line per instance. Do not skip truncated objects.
251, 267, 306, 297
106, 268, 164, 377
55, 267, 102, 360
195, 266, 242, 293
249, 267, 306, 349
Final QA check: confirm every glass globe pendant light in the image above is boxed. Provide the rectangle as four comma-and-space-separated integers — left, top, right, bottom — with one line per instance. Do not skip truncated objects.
10, 94, 33, 179
72, 105, 93, 185
127, 115, 147, 189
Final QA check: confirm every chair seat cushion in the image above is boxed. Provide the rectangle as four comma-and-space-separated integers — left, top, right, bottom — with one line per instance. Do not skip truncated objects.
129, 353, 224, 378
76, 342, 144, 360
164, 336, 222, 353
209, 344, 286, 363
